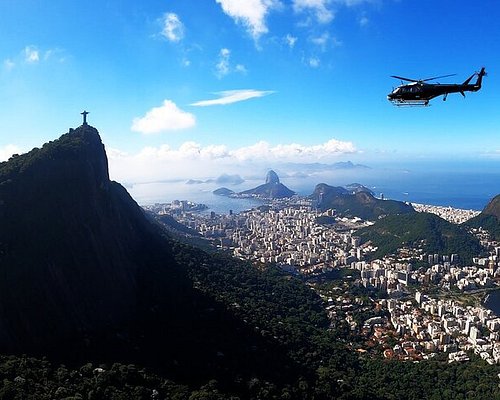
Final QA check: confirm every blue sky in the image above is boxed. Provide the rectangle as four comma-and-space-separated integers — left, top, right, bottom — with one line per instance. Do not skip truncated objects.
0, 0, 499, 187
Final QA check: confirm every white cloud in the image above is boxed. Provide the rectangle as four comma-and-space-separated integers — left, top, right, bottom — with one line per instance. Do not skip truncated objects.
293, 0, 334, 24
215, 48, 246, 78
216, 48, 230, 77
215, 0, 281, 40
311, 32, 329, 49
0, 144, 22, 161
337, 0, 375, 6
308, 57, 320, 68
284, 34, 298, 48
311, 32, 342, 51
160, 12, 184, 42
191, 89, 274, 106
232, 139, 356, 161
5, 46, 66, 68
293, 0, 375, 25
359, 15, 369, 26
3, 59, 15, 71
24, 46, 40, 63
235, 64, 247, 73
131, 100, 196, 134
108, 138, 357, 185
43, 48, 67, 63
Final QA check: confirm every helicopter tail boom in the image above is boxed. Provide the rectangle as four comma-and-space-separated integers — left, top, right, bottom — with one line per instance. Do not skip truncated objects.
462, 73, 475, 86
461, 67, 485, 91
474, 67, 486, 90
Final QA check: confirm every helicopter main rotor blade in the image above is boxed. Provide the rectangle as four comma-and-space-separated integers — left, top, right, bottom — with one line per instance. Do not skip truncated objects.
391, 75, 419, 82
421, 74, 456, 82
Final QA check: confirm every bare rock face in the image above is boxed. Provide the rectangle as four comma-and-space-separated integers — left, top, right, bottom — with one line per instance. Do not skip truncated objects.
265, 170, 280, 185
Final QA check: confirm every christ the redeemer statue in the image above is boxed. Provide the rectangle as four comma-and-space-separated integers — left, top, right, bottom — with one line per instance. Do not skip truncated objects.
81, 110, 89, 125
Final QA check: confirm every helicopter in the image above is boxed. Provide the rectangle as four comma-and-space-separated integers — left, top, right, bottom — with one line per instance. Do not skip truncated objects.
387, 67, 486, 106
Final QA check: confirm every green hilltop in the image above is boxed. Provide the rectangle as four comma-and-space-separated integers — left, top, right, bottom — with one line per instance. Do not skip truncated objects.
357, 212, 482, 264
311, 183, 415, 220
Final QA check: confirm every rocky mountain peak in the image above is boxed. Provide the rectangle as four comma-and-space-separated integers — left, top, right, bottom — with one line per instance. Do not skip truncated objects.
265, 170, 280, 184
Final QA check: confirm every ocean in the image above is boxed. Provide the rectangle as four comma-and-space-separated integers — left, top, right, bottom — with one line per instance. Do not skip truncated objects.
127, 163, 499, 213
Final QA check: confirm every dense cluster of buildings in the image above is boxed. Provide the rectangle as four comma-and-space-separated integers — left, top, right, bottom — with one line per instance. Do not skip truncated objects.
377, 293, 500, 364
412, 203, 480, 224
353, 256, 500, 294
147, 197, 500, 363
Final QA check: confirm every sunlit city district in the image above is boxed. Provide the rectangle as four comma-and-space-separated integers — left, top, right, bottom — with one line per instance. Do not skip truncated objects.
146, 198, 500, 363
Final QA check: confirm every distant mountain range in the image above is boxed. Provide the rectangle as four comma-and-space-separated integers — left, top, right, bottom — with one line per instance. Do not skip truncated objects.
187, 173, 244, 185
281, 161, 370, 171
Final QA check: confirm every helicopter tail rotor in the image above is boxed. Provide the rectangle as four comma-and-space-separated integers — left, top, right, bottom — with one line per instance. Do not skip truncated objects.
475, 67, 486, 89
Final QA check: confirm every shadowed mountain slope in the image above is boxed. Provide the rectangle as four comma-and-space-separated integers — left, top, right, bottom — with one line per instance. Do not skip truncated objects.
0, 125, 191, 355
0, 125, 331, 390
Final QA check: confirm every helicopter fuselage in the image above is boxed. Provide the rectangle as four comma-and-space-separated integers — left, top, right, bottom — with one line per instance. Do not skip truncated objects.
387, 68, 485, 106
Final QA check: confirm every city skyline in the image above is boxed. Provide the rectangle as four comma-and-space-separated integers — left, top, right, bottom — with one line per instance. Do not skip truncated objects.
1, 0, 499, 187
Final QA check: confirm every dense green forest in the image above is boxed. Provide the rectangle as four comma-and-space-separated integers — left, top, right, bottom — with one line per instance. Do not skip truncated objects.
466, 214, 500, 241
465, 194, 500, 240
357, 212, 483, 264
0, 242, 500, 400
0, 246, 499, 399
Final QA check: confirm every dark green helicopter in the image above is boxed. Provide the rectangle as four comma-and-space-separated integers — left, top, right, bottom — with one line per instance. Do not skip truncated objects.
388, 67, 486, 106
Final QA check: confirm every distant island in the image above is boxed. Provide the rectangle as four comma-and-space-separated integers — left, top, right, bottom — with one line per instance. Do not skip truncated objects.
213, 187, 235, 196
186, 173, 245, 186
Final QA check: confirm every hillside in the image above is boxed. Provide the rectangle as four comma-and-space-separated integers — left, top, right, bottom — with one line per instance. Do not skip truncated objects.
357, 212, 482, 263
0, 125, 193, 355
0, 124, 330, 391
311, 183, 415, 220
466, 194, 500, 240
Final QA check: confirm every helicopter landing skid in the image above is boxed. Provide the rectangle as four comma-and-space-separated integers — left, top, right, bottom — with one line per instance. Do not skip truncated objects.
390, 99, 430, 107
